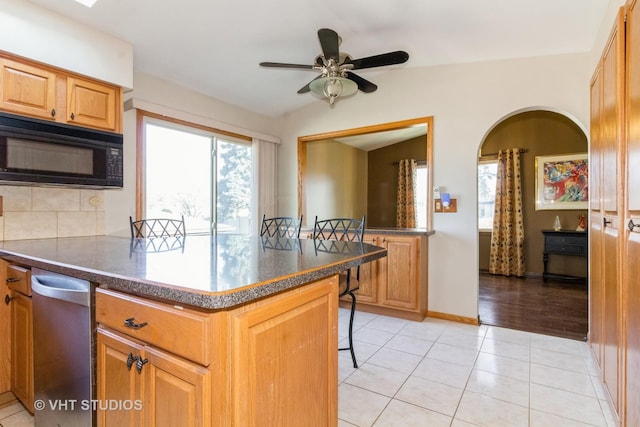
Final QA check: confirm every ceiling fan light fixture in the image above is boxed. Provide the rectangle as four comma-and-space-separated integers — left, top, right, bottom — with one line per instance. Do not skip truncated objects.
309, 76, 357, 104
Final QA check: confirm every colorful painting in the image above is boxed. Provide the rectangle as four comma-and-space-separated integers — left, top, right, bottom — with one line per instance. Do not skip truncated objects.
535, 153, 588, 210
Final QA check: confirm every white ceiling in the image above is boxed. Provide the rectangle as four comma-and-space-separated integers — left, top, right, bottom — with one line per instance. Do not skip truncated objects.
26, 0, 609, 118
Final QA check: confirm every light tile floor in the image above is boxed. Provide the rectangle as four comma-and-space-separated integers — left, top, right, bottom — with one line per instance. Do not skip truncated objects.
337, 308, 617, 427
0, 308, 617, 427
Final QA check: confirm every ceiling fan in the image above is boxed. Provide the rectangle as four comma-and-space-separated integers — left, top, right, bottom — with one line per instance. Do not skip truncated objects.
260, 28, 409, 105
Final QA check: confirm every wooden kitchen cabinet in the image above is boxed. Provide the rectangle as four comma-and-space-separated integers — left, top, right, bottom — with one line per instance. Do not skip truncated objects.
66, 76, 118, 131
96, 289, 212, 427
229, 276, 337, 426
96, 275, 338, 427
348, 232, 427, 320
96, 327, 211, 427
2, 262, 34, 413
0, 52, 122, 133
0, 57, 57, 120
10, 291, 33, 414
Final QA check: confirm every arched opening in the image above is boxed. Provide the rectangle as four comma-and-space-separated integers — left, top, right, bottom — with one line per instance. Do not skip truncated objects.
477, 109, 589, 340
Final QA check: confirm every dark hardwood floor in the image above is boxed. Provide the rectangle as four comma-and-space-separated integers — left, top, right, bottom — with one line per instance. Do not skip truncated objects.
478, 272, 588, 341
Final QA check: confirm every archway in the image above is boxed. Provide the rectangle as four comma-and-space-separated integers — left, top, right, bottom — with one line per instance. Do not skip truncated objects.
477, 109, 589, 340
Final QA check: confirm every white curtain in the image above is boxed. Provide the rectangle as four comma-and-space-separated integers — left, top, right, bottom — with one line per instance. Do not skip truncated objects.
251, 138, 278, 235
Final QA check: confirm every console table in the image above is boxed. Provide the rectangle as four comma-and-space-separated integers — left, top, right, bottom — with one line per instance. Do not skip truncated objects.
542, 230, 588, 281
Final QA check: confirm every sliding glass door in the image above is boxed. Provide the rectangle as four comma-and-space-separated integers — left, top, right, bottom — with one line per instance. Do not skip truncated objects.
144, 120, 253, 234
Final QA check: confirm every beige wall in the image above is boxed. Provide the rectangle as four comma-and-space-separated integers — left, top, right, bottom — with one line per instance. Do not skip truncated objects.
367, 136, 427, 228
0, 186, 106, 240
305, 140, 367, 222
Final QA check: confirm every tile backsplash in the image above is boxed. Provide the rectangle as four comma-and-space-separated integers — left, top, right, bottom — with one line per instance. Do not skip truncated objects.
0, 185, 105, 241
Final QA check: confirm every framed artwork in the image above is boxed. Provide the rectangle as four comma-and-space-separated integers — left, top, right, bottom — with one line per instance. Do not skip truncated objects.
535, 153, 588, 210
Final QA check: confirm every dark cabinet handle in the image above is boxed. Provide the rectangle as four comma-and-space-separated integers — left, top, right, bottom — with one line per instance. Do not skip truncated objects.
136, 357, 148, 374
603, 218, 612, 227
70, 112, 75, 120
4, 295, 11, 305
124, 317, 148, 329
51, 109, 56, 117
126, 353, 136, 371
5, 278, 19, 283
629, 219, 640, 232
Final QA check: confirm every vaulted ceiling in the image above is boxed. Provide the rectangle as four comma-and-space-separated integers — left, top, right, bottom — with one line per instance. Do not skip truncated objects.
26, 0, 609, 118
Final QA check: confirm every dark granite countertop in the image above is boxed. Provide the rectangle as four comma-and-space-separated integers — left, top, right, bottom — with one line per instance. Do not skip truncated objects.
0, 234, 386, 310
299, 227, 436, 237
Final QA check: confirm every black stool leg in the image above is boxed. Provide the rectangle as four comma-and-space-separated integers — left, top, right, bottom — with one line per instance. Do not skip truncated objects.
339, 291, 358, 368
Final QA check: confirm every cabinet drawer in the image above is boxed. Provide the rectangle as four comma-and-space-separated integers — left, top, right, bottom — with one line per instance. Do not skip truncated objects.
545, 244, 586, 256
6, 265, 31, 296
545, 235, 584, 246
96, 288, 211, 366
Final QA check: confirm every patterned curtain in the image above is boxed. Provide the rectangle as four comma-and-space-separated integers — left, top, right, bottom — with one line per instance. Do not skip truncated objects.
396, 159, 417, 227
489, 148, 525, 277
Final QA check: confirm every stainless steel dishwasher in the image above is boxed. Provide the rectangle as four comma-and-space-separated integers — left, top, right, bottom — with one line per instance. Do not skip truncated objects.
31, 268, 94, 426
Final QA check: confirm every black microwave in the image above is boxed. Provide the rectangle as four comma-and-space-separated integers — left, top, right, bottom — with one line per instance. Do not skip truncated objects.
0, 112, 123, 188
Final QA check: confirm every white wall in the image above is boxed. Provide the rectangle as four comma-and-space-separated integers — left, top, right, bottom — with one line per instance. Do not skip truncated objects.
278, 53, 591, 320
0, 0, 133, 88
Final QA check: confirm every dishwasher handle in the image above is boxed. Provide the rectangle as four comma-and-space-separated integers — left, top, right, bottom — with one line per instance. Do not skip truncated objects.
31, 274, 90, 307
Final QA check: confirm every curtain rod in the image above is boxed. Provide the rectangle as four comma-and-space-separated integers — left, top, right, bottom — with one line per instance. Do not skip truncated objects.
479, 148, 528, 160
391, 160, 427, 165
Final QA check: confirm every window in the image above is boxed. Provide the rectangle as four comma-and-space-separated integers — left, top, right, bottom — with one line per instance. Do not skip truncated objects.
478, 160, 498, 230
143, 118, 253, 235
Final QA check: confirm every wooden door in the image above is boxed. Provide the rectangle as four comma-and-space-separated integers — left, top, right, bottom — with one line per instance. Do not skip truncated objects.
624, 1, 640, 424
10, 291, 33, 413
66, 76, 118, 131
589, 63, 604, 366
230, 277, 338, 427
379, 235, 420, 310
0, 58, 57, 120
96, 327, 144, 427
600, 9, 625, 413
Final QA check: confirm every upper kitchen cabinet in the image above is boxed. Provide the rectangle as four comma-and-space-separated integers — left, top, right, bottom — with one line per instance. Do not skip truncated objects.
66, 76, 118, 131
0, 57, 57, 120
0, 52, 122, 133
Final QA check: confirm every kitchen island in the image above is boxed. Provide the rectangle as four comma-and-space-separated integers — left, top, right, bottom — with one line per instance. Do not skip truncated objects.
0, 234, 387, 426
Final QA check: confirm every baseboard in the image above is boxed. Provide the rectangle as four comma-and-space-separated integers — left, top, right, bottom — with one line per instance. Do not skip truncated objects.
427, 310, 479, 326
0, 391, 17, 409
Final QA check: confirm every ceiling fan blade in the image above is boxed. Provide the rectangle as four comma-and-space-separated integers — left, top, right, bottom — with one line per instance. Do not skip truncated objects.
346, 50, 409, 70
346, 72, 377, 93
318, 28, 340, 61
297, 76, 322, 94
260, 62, 314, 70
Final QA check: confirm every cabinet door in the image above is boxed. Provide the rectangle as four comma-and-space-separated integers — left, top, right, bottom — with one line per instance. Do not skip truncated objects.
624, 0, 640, 424
589, 63, 605, 367
600, 10, 624, 413
0, 259, 10, 392
96, 327, 144, 427
10, 291, 33, 413
379, 235, 420, 310
66, 76, 118, 131
0, 58, 57, 120
352, 234, 380, 303
143, 346, 211, 427
230, 277, 338, 427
